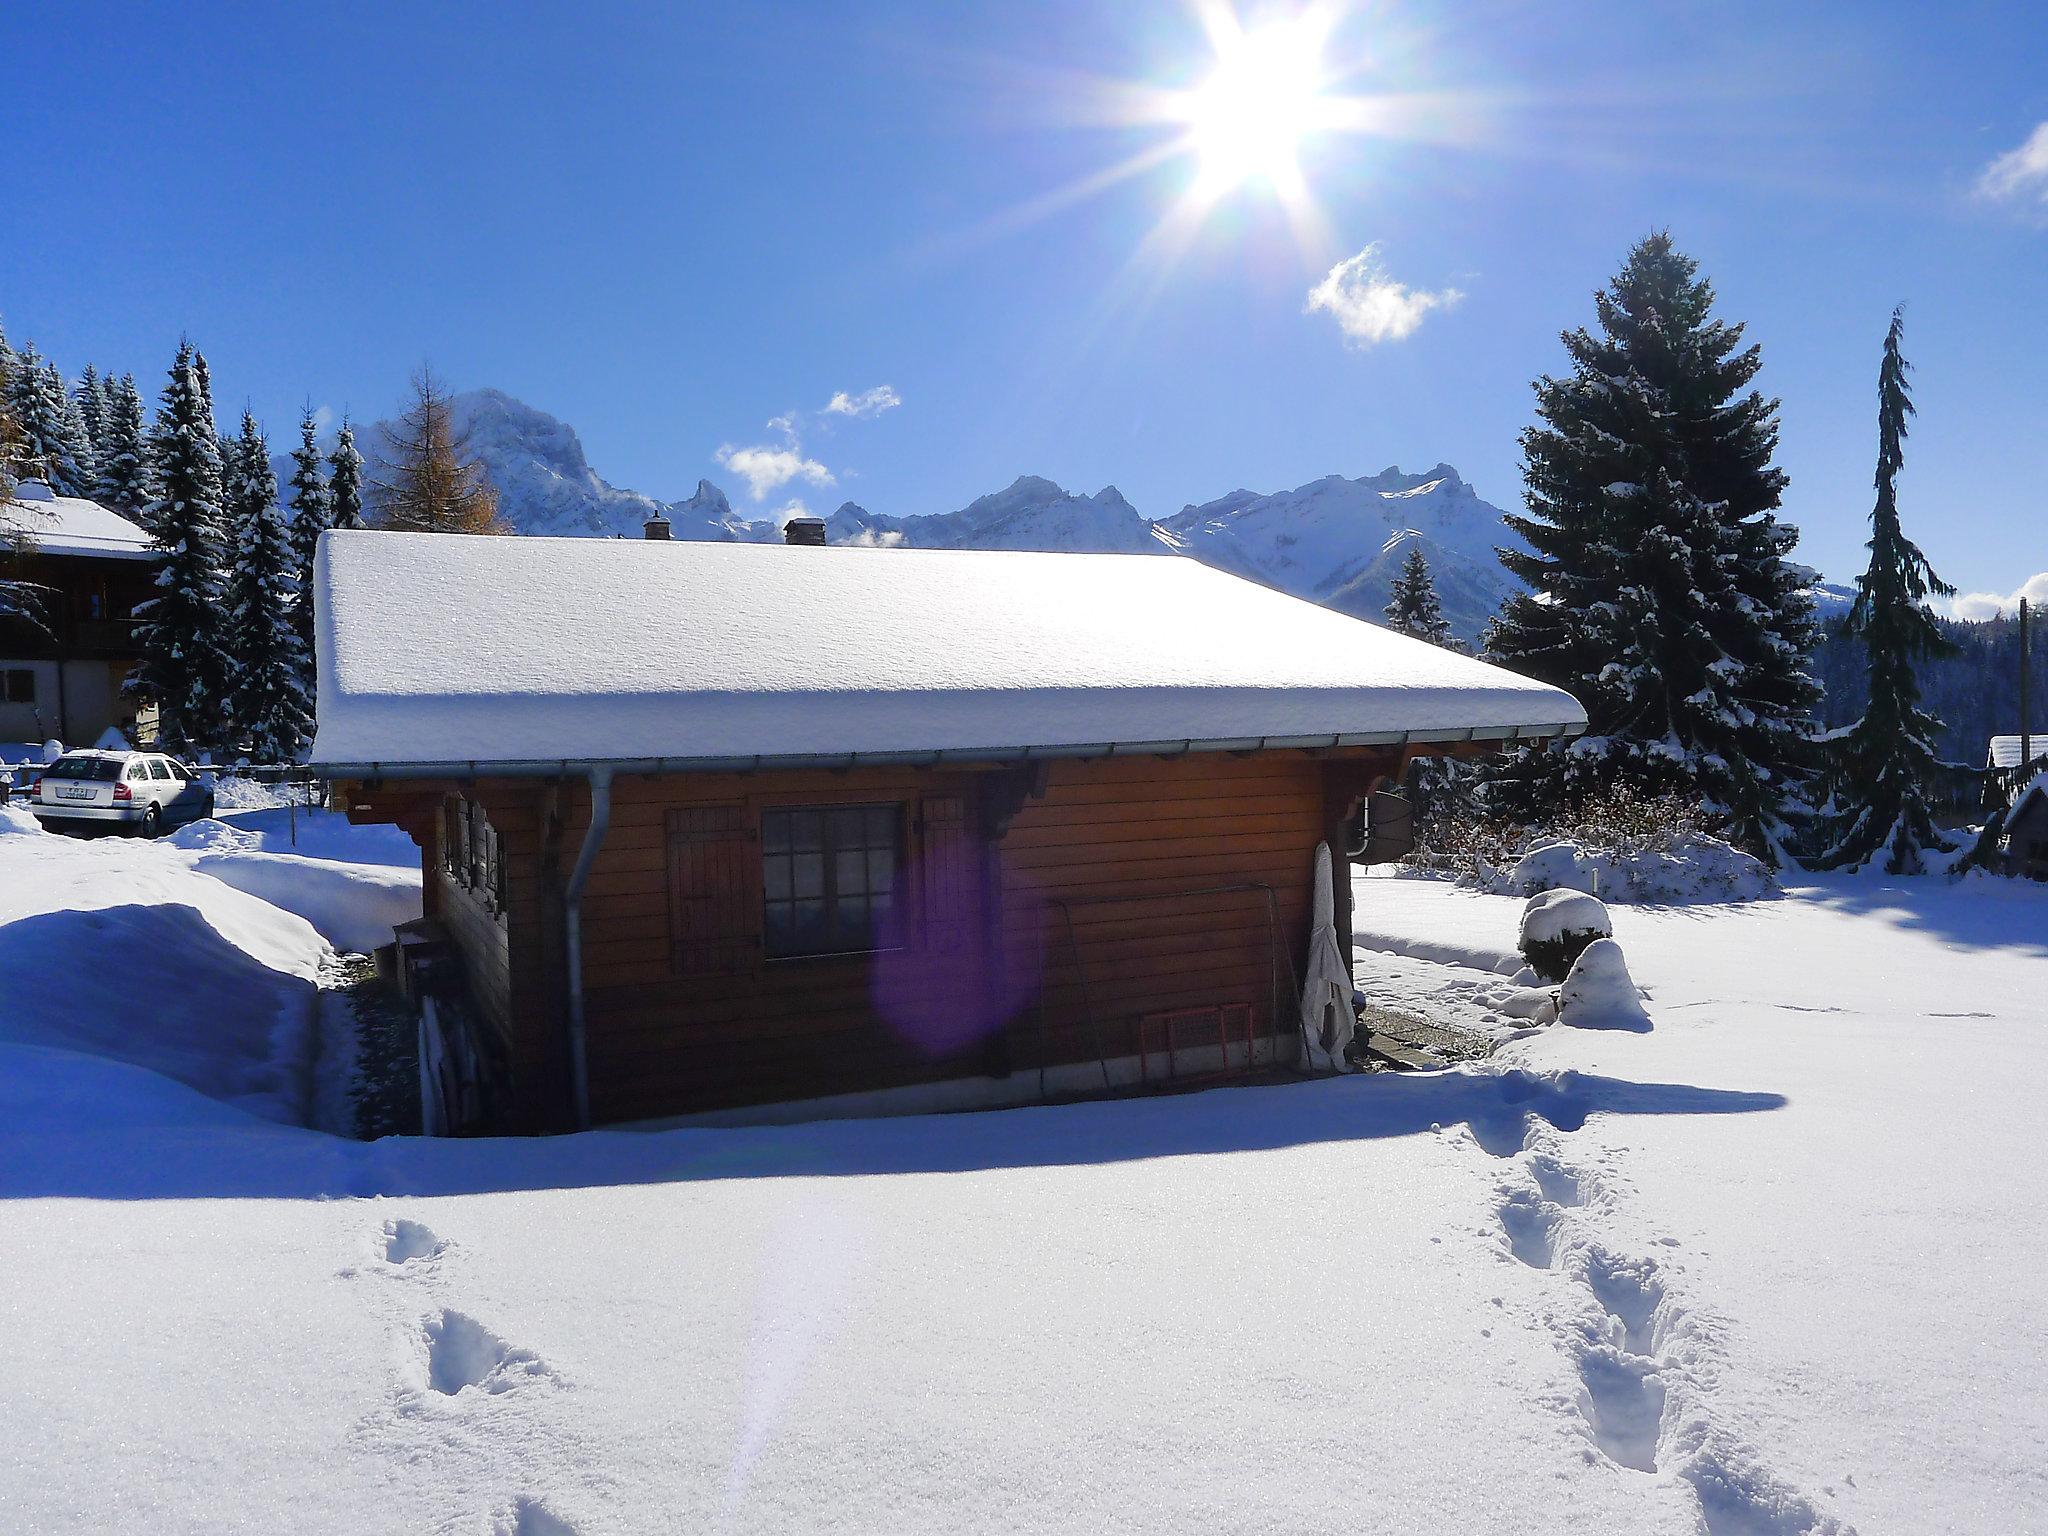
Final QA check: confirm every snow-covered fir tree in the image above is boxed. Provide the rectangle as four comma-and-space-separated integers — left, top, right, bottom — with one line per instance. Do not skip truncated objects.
92, 373, 153, 514
223, 411, 314, 761
1485, 234, 1818, 858
1384, 546, 1456, 648
74, 364, 109, 464
129, 342, 233, 755
284, 406, 333, 681
5, 342, 95, 496
1813, 309, 1957, 874
328, 418, 366, 531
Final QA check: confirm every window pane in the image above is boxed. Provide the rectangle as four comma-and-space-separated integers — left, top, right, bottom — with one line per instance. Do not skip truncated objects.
762, 811, 790, 855
836, 849, 868, 895
149, 761, 171, 780
837, 896, 871, 948
865, 804, 895, 847
763, 856, 791, 901
793, 852, 824, 899
764, 903, 793, 954
794, 899, 827, 949
868, 849, 895, 894
831, 806, 868, 849
789, 812, 823, 852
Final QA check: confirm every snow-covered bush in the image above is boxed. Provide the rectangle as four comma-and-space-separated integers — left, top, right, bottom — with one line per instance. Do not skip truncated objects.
1519, 888, 1612, 982
1557, 938, 1651, 1030
1409, 784, 1776, 904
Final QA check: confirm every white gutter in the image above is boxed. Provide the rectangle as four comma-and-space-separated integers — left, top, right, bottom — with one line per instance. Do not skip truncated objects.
561, 765, 613, 1132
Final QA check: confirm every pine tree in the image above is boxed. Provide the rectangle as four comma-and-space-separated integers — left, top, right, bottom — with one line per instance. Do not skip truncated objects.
75, 363, 112, 467
371, 368, 507, 533
5, 343, 94, 496
223, 411, 314, 761
328, 418, 366, 531
1484, 234, 1818, 857
1813, 309, 1957, 874
93, 373, 154, 514
1384, 546, 1456, 648
284, 406, 333, 679
128, 341, 233, 755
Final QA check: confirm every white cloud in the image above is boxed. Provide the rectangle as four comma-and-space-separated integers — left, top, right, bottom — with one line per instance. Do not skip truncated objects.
823, 385, 901, 420
310, 404, 335, 431
1976, 122, 2048, 213
1305, 244, 1463, 348
842, 526, 905, 549
1951, 571, 2048, 622
714, 442, 836, 502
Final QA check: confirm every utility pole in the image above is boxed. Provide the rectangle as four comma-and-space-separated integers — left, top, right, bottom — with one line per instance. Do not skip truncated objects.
2021, 595, 2032, 774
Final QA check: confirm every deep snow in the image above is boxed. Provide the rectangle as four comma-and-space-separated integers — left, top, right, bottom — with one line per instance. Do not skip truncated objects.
1, 819, 2044, 1534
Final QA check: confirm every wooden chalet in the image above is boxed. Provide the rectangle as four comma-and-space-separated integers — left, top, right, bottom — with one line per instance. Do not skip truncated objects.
0, 482, 158, 747
308, 525, 1585, 1133
2006, 773, 2048, 880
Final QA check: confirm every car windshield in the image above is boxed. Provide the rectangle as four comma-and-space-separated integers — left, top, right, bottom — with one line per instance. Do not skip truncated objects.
47, 756, 123, 782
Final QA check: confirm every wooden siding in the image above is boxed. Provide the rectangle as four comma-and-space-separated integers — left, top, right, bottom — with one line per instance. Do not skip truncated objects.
347, 747, 1401, 1129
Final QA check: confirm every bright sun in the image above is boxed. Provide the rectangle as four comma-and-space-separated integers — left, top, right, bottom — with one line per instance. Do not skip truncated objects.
1176, 14, 1333, 200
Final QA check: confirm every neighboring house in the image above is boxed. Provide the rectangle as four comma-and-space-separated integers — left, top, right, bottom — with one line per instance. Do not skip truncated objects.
310, 525, 1586, 1133
2005, 772, 2048, 881
1987, 735, 2048, 774
0, 481, 158, 747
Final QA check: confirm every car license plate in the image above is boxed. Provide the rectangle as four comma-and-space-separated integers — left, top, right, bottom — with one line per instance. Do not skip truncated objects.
56, 785, 94, 800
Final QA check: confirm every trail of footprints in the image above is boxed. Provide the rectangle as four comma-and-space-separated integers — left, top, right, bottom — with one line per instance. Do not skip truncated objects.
370, 1216, 581, 1535
1477, 1074, 1849, 1535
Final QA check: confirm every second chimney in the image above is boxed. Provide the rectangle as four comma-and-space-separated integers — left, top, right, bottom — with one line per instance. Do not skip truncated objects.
783, 514, 827, 547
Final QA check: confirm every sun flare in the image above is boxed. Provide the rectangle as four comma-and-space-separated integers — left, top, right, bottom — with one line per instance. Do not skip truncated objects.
1176, 14, 1334, 200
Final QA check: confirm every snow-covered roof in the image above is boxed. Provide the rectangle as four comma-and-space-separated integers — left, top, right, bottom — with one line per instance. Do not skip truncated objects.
2010, 770, 2048, 825
0, 483, 155, 561
1987, 735, 2048, 770
308, 530, 1587, 772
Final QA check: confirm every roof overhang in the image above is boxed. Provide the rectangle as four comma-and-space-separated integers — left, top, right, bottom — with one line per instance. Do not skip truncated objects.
310, 719, 1585, 782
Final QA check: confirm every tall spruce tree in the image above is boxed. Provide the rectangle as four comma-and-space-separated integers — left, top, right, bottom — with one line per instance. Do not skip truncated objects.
1485, 234, 1818, 857
1813, 308, 1957, 873
328, 418, 366, 531
1384, 546, 1456, 647
75, 364, 109, 464
93, 373, 153, 514
284, 406, 333, 682
6, 343, 95, 496
223, 411, 313, 761
128, 342, 233, 754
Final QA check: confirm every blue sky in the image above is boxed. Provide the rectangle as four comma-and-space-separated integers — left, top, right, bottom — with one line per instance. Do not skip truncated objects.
4, 1, 2044, 602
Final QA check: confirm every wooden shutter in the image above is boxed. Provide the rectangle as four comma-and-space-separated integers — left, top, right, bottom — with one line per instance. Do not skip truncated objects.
666, 804, 757, 975
919, 793, 979, 954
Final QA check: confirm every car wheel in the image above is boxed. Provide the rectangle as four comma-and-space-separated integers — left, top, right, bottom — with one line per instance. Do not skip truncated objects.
137, 804, 162, 839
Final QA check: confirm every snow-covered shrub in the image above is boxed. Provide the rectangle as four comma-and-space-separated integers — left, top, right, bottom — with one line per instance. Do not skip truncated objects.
1409, 784, 1776, 904
1557, 939, 1651, 1030
1519, 888, 1612, 982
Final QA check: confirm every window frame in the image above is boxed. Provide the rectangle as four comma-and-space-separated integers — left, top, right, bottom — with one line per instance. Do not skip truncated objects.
759, 801, 906, 961
1, 668, 34, 705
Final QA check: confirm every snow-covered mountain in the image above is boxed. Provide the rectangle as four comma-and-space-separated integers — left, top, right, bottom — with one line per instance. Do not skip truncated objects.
1157, 466, 1526, 639
319, 388, 1528, 640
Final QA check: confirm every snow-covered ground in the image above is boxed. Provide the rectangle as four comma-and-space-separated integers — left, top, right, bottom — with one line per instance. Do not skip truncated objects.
1, 815, 2043, 1534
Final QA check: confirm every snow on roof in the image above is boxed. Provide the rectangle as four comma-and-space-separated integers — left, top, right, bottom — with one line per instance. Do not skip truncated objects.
308, 530, 1587, 771
1987, 735, 2048, 770
2011, 769, 2048, 824
0, 485, 155, 561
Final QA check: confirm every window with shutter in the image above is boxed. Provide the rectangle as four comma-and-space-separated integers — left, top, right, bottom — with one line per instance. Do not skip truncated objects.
918, 793, 978, 955
667, 804, 760, 973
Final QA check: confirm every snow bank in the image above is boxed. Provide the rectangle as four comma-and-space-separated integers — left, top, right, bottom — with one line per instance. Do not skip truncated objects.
1556, 939, 1652, 1031
0, 834, 329, 1124
0, 802, 44, 836
188, 849, 421, 954
1499, 836, 1774, 904
169, 806, 420, 868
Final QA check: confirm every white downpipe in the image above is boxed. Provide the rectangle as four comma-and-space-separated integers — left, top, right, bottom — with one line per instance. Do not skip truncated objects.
563, 765, 614, 1132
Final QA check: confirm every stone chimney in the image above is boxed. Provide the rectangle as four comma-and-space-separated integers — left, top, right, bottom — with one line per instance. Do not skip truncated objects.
783, 514, 826, 547
643, 511, 672, 540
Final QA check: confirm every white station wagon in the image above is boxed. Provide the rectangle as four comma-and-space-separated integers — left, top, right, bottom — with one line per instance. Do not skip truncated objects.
32, 750, 214, 837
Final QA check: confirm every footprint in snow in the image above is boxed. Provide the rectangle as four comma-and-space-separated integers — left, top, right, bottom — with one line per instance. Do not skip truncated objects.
494, 1496, 580, 1536
420, 1310, 553, 1397
383, 1218, 446, 1265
